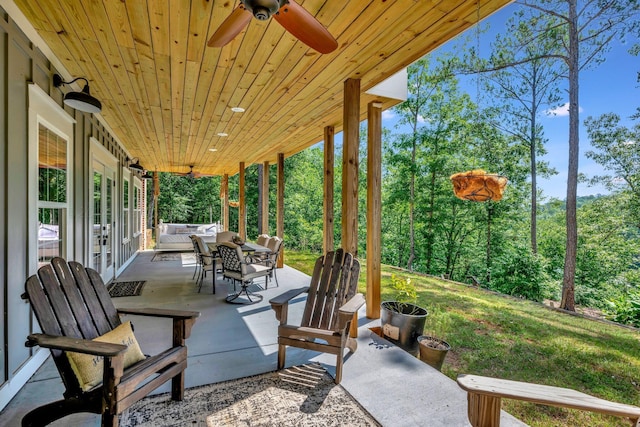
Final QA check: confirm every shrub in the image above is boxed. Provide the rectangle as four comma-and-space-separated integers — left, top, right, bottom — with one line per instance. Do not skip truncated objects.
605, 290, 640, 327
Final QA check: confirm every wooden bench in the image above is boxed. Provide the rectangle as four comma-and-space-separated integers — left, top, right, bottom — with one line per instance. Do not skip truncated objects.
457, 374, 640, 427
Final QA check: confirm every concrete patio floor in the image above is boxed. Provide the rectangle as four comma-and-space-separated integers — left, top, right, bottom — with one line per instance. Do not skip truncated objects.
0, 250, 526, 426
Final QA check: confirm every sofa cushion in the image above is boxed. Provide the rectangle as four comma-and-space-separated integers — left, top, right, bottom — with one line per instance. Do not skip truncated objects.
175, 226, 197, 234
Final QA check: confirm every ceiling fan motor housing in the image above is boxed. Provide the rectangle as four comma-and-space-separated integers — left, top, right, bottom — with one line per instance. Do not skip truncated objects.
243, 0, 284, 20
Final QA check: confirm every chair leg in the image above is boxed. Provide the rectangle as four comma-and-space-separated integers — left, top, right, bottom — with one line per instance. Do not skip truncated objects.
335, 352, 344, 384
101, 411, 118, 427
171, 371, 185, 401
277, 344, 286, 370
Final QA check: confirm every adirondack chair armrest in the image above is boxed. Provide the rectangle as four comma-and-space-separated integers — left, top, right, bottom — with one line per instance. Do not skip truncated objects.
269, 286, 310, 323
26, 333, 127, 357
457, 374, 640, 427
117, 307, 200, 320
337, 293, 365, 329
117, 308, 200, 343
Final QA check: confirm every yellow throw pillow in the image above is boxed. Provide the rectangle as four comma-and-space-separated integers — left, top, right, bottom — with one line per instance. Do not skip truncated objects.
66, 321, 146, 391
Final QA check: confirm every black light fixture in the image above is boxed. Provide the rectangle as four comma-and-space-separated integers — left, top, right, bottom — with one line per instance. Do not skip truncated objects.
141, 171, 153, 180
128, 158, 144, 171
53, 74, 102, 114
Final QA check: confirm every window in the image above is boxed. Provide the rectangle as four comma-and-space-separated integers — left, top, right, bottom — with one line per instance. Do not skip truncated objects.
133, 181, 142, 236
123, 177, 129, 241
38, 124, 68, 266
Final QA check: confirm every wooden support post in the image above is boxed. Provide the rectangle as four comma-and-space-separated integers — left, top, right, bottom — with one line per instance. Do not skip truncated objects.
261, 161, 269, 234
153, 172, 159, 244
467, 393, 501, 427
257, 164, 264, 234
342, 78, 360, 256
367, 101, 382, 319
323, 125, 335, 255
222, 174, 229, 231
343, 78, 360, 338
277, 153, 285, 268
239, 162, 246, 240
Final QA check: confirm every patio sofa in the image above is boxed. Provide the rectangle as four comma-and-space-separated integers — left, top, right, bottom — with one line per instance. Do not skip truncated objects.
155, 222, 219, 251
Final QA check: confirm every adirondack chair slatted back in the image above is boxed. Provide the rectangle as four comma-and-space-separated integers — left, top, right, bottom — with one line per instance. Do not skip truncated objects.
24, 257, 121, 394
301, 249, 360, 331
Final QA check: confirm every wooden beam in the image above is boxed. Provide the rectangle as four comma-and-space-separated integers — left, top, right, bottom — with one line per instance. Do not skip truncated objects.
277, 153, 285, 268
239, 162, 246, 240
343, 78, 360, 339
342, 78, 360, 256
261, 160, 269, 234
222, 174, 229, 231
323, 125, 334, 255
367, 101, 382, 319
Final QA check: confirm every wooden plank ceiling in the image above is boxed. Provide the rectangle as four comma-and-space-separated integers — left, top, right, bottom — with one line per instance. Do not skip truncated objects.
14, 0, 510, 176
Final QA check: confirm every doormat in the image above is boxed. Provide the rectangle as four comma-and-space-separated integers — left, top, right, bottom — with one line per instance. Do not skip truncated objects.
151, 252, 181, 262
107, 281, 146, 297
119, 363, 380, 426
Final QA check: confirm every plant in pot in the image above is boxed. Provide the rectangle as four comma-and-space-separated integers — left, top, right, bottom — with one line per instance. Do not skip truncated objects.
380, 275, 428, 356
417, 307, 451, 371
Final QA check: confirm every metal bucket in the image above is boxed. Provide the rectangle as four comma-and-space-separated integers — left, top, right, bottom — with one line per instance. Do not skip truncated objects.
380, 301, 428, 356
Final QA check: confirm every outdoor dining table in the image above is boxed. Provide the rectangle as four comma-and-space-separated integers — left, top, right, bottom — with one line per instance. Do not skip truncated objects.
206, 241, 270, 254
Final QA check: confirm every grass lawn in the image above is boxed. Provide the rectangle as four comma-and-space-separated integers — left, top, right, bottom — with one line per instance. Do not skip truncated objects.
285, 250, 640, 427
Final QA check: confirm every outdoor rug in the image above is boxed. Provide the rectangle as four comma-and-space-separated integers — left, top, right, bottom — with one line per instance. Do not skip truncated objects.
119, 363, 380, 427
151, 252, 196, 264
107, 281, 146, 298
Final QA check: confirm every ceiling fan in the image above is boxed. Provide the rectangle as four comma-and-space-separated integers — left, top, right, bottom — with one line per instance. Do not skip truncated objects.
207, 0, 338, 54
174, 165, 213, 179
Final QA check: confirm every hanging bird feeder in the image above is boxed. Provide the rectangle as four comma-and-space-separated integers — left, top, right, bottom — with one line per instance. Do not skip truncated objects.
450, 170, 507, 202
228, 200, 240, 208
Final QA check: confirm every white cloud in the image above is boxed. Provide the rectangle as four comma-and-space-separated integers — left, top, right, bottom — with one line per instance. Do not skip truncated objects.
382, 110, 395, 120
417, 114, 427, 123
545, 102, 584, 117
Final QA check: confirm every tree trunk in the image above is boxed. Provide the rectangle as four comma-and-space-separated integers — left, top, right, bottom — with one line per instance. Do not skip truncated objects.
530, 70, 538, 255
561, 0, 578, 312
425, 169, 436, 273
407, 132, 417, 271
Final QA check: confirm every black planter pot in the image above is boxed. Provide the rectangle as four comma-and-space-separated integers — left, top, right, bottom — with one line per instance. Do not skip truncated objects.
380, 301, 428, 356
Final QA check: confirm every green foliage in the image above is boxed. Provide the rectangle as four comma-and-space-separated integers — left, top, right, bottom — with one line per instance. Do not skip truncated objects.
389, 274, 417, 304
490, 242, 547, 301
605, 290, 640, 327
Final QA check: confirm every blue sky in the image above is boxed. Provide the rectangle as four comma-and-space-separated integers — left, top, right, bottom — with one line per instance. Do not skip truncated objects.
379, 3, 639, 200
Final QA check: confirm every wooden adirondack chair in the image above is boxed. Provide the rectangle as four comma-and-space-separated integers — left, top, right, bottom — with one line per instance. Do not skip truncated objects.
269, 249, 364, 384
21, 257, 200, 427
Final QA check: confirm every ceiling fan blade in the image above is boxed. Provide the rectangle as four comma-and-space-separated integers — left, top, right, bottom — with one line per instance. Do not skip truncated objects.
207, 5, 253, 47
273, 0, 337, 54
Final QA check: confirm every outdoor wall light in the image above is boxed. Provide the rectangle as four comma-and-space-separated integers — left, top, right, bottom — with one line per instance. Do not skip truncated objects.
53, 74, 102, 114
129, 158, 145, 171
141, 171, 153, 180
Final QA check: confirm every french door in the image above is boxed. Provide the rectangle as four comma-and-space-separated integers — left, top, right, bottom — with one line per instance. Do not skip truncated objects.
92, 158, 116, 282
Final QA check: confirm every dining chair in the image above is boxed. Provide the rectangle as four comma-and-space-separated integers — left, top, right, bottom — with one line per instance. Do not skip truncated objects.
216, 230, 238, 243
193, 235, 220, 294
256, 233, 270, 247
217, 242, 270, 304
251, 236, 283, 288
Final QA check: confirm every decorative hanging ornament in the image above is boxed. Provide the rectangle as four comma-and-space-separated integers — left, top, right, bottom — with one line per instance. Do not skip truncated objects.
450, 170, 508, 202
228, 200, 240, 208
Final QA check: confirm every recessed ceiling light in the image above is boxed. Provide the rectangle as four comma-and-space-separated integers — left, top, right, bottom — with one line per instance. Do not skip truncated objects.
217, 132, 228, 137
208, 148, 218, 152
230, 107, 245, 113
